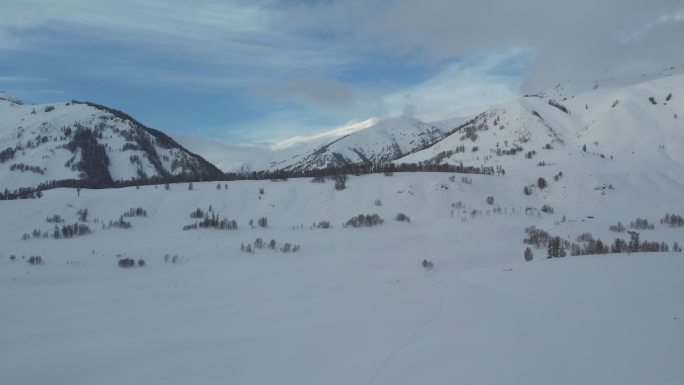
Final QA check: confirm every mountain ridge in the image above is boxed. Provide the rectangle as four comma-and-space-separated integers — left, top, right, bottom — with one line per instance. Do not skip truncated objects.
0, 96, 223, 195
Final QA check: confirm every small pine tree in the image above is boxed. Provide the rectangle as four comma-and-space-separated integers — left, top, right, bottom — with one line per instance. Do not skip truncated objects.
628, 231, 640, 253
188, 182, 193, 191
547, 236, 561, 258
537, 177, 548, 190
524, 247, 533, 262
334, 175, 347, 191
78, 208, 88, 222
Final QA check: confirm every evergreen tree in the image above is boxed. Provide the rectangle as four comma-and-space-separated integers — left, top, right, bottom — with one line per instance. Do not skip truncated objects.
524, 247, 533, 262
547, 236, 561, 258
628, 231, 640, 253
537, 177, 548, 190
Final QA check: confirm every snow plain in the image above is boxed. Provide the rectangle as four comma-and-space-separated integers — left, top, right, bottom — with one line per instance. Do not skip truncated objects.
2, 172, 683, 385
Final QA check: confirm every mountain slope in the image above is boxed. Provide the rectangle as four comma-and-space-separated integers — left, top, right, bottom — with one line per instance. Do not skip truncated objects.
220, 73, 683, 176
231, 115, 466, 173
396, 74, 684, 177
0, 96, 223, 193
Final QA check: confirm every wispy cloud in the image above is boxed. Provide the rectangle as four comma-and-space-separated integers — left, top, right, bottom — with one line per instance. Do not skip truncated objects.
2, 0, 681, 144
270, 118, 378, 150
0, 0, 355, 86
379, 49, 530, 120
620, 11, 684, 43
0, 75, 44, 83
248, 78, 358, 110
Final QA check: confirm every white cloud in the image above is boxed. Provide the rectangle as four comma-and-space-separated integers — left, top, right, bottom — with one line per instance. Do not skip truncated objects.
285, 0, 684, 91
0, 76, 43, 83
270, 117, 378, 150
170, 131, 270, 172
0, 0, 355, 86
3, 0, 683, 144
248, 78, 358, 110
379, 50, 527, 121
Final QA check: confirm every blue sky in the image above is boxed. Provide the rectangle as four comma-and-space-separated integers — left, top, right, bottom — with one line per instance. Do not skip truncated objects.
0, 0, 681, 144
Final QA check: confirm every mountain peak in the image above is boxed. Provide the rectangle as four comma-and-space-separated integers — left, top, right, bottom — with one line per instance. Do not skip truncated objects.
0, 98, 223, 193
0, 91, 23, 105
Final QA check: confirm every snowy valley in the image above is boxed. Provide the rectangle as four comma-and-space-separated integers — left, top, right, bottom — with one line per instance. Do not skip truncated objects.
2, 72, 684, 385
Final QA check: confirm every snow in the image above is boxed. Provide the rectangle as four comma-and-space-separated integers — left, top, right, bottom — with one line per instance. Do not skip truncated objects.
215, 115, 451, 172
0, 99, 219, 190
0, 91, 23, 105
397, 74, 684, 178
1, 170, 684, 385
2, 72, 684, 385
205, 73, 683, 177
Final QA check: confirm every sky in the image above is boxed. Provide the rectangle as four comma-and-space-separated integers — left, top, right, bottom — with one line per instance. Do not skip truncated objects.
0, 0, 683, 145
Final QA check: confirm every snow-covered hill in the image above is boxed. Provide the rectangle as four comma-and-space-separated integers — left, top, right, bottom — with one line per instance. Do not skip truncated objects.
216, 73, 682, 179
0, 96, 223, 193
397, 74, 684, 177
228, 115, 466, 173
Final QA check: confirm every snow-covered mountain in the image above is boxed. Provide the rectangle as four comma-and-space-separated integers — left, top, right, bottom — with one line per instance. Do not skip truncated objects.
226, 115, 466, 173
7, 70, 680, 194
0, 96, 223, 193
0, 91, 23, 105
3, 72, 684, 385
217, 72, 683, 178
396, 73, 684, 176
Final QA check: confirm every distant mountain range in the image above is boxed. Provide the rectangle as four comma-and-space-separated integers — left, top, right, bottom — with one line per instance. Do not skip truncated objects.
2, 67, 683, 194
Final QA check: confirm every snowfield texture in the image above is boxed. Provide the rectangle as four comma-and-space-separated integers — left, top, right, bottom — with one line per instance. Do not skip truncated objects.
0, 98, 222, 191
1, 171, 684, 385
2, 72, 684, 385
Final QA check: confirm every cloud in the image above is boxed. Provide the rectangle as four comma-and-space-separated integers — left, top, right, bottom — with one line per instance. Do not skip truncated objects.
0, 0, 355, 86
171, 132, 271, 172
2, 0, 683, 144
248, 78, 358, 110
286, 0, 684, 91
0, 76, 44, 83
3, 1, 682, 93
270, 117, 378, 150
244, 49, 528, 125
379, 49, 529, 120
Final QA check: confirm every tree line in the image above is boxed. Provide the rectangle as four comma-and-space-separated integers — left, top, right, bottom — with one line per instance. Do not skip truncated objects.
0, 160, 503, 200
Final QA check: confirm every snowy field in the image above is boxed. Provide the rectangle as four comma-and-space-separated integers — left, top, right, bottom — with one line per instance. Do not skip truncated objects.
2, 173, 684, 385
